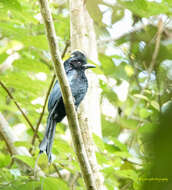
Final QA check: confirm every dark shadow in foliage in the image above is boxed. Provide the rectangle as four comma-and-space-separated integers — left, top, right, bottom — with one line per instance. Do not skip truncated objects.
140, 101, 172, 190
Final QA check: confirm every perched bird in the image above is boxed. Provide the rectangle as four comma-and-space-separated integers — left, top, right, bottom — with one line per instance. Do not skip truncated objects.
39, 50, 96, 162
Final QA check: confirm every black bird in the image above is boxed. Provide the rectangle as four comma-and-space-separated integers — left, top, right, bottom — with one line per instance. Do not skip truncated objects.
39, 50, 96, 162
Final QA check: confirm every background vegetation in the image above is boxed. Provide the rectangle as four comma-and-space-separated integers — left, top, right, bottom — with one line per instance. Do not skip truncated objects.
0, 0, 172, 189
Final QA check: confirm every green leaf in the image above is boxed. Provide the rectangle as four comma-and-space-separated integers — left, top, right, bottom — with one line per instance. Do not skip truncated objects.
111, 6, 124, 24
14, 155, 35, 168
115, 169, 138, 182
41, 177, 69, 190
100, 80, 120, 106
139, 108, 152, 118
105, 143, 120, 153
14, 141, 32, 149
0, 22, 48, 49
99, 53, 115, 76
133, 94, 149, 101
102, 166, 115, 176
14, 57, 49, 73
86, 0, 103, 26
99, 54, 128, 80
115, 151, 131, 159
115, 24, 157, 46
23, 35, 49, 50
0, 0, 21, 10
93, 134, 105, 150
0, 153, 11, 168
138, 123, 156, 135
125, 65, 134, 77
164, 0, 172, 7
111, 137, 128, 152
119, 0, 171, 17
102, 115, 121, 137
17, 181, 40, 190
119, 117, 139, 129
112, 62, 128, 81
147, 2, 171, 16
54, 17, 70, 39
53, 137, 74, 156
96, 152, 109, 164
151, 100, 160, 111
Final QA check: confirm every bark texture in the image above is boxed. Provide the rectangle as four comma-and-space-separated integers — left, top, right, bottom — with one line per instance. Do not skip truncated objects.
70, 0, 106, 189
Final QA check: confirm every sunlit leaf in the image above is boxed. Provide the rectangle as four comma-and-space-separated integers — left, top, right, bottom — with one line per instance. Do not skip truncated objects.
133, 94, 149, 101
41, 177, 69, 190
151, 101, 160, 111
0, 153, 11, 168
86, 0, 103, 26
14, 155, 35, 168
119, 118, 139, 129
115, 169, 138, 182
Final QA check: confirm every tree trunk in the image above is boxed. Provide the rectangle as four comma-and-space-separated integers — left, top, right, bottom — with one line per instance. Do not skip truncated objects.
70, 0, 106, 189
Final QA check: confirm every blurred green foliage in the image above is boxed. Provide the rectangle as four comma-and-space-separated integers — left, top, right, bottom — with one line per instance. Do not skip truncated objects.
0, 0, 171, 189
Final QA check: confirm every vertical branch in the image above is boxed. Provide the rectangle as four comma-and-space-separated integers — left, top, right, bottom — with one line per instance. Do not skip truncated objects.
70, 0, 86, 51
70, 0, 105, 189
38, 0, 97, 189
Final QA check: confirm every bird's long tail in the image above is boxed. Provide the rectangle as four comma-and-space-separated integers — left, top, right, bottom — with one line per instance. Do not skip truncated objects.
39, 114, 56, 162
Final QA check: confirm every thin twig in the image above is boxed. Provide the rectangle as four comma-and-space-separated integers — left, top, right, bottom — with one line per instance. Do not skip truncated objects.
61, 40, 70, 58
30, 41, 70, 153
155, 66, 162, 113
0, 133, 13, 156
129, 19, 163, 118
69, 172, 80, 190
0, 81, 38, 137
52, 163, 64, 179
129, 44, 142, 91
121, 182, 132, 190
0, 113, 45, 176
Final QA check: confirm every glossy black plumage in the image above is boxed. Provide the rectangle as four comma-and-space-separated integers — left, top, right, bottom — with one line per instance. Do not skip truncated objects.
39, 51, 95, 162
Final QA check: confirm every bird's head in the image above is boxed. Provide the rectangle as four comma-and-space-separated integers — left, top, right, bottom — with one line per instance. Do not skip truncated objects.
69, 50, 96, 70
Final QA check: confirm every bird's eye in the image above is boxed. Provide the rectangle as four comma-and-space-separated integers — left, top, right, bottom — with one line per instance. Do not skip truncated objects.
71, 61, 82, 68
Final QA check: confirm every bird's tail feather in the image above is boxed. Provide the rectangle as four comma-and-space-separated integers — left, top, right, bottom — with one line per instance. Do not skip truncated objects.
39, 114, 56, 162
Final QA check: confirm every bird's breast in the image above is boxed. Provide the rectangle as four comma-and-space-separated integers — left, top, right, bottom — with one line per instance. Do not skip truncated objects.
67, 70, 88, 106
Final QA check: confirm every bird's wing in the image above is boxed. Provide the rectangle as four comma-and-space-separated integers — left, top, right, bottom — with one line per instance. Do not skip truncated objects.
48, 81, 61, 112
48, 60, 72, 112
48, 69, 77, 113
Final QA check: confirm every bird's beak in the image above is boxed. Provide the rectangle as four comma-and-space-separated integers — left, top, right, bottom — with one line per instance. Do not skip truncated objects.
83, 64, 96, 69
